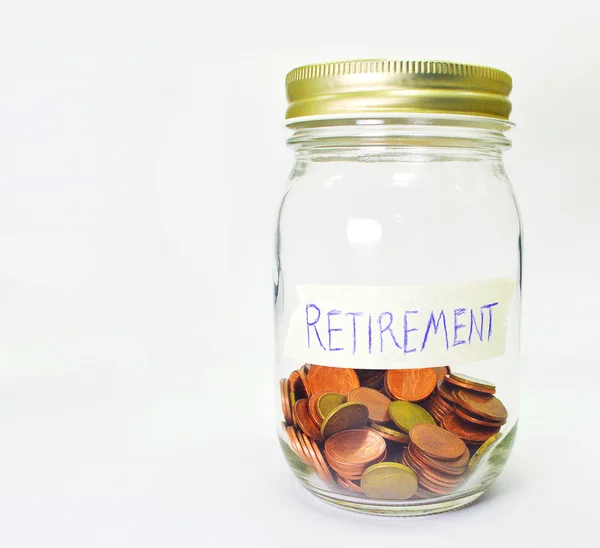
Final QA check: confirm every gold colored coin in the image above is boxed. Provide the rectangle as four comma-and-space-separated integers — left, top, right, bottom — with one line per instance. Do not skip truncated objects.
316, 392, 347, 420
466, 432, 503, 477
389, 400, 435, 432
320, 402, 369, 439
360, 462, 419, 500
367, 422, 410, 444
446, 373, 496, 394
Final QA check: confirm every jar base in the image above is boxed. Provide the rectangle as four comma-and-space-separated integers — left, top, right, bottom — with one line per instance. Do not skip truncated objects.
303, 483, 488, 517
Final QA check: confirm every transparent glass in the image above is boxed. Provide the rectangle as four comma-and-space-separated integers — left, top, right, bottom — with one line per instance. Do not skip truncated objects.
274, 115, 522, 516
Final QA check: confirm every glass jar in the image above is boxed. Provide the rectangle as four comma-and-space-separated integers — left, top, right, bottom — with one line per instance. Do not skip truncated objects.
274, 60, 521, 516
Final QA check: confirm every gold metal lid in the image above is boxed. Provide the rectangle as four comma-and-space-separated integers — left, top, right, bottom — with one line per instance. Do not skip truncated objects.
285, 60, 512, 124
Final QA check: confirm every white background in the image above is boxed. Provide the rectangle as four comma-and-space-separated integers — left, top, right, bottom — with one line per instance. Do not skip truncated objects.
0, 1, 599, 546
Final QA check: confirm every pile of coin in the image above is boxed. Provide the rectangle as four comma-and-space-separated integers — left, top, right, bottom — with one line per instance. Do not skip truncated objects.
401, 423, 469, 495
280, 364, 506, 500
325, 429, 387, 480
424, 373, 508, 448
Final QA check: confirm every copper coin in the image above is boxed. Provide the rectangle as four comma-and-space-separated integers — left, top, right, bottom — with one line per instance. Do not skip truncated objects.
431, 392, 455, 413
385, 369, 437, 402
445, 373, 496, 395
307, 392, 327, 427
347, 387, 392, 424
280, 379, 293, 426
425, 399, 451, 419
442, 413, 501, 443
401, 458, 458, 494
433, 366, 451, 382
296, 429, 324, 478
414, 474, 456, 496
402, 450, 463, 487
296, 367, 312, 398
454, 389, 508, 422
403, 446, 464, 481
367, 422, 410, 444
436, 380, 456, 404
367, 427, 409, 445
325, 430, 387, 471
288, 370, 308, 401
307, 365, 360, 397
408, 444, 468, 476
306, 436, 334, 485
293, 399, 323, 442
298, 431, 334, 485
295, 430, 320, 472
286, 379, 296, 427
325, 429, 387, 468
428, 409, 445, 426
330, 469, 364, 481
286, 426, 309, 463
425, 395, 451, 413
336, 476, 364, 494
455, 405, 506, 427
409, 423, 467, 461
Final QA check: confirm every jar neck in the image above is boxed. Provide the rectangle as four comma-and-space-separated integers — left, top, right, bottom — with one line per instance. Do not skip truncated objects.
287, 115, 512, 160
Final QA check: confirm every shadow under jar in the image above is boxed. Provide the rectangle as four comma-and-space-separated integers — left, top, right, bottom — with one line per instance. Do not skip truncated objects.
274, 60, 522, 517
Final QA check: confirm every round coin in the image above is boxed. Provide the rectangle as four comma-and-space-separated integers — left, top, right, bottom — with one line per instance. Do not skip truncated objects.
466, 432, 503, 476
455, 405, 506, 427
446, 373, 496, 394
289, 370, 309, 400
307, 392, 327, 427
293, 399, 323, 441
431, 392, 455, 413
320, 402, 369, 438
360, 462, 419, 500
454, 390, 508, 422
307, 365, 360, 397
298, 367, 311, 396
436, 380, 456, 404
402, 450, 463, 487
324, 429, 386, 467
409, 423, 467, 461
389, 400, 435, 432
297, 430, 334, 485
306, 436, 334, 485
366, 426, 410, 444
347, 387, 392, 424
414, 474, 456, 495
280, 378, 293, 426
316, 392, 346, 420
385, 369, 437, 401
442, 413, 501, 443
296, 429, 322, 474
286, 426, 309, 463
408, 444, 469, 476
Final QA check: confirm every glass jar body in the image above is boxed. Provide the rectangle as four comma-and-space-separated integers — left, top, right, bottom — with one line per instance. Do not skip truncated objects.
274, 118, 521, 516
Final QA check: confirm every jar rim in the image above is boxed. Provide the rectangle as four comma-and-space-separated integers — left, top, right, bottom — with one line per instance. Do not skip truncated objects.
285, 60, 513, 123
